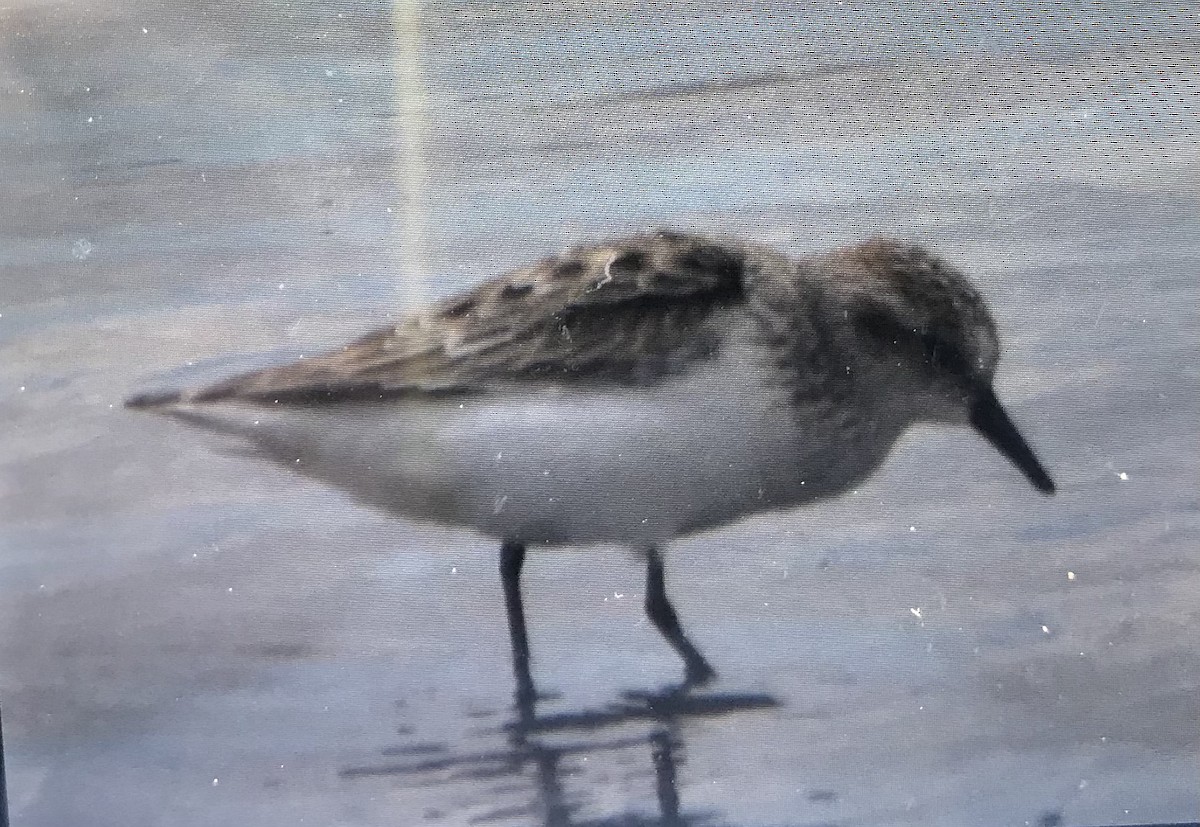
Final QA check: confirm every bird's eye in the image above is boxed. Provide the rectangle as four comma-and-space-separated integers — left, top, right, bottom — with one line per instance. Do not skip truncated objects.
919, 332, 972, 377
853, 303, 975, 378
852, 303, 910, 347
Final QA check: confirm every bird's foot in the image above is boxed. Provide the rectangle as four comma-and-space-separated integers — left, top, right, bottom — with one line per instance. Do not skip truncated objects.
683, 658, 717, 689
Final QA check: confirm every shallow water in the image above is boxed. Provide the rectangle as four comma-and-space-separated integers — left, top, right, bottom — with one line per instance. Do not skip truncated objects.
2, 2, 1198, 825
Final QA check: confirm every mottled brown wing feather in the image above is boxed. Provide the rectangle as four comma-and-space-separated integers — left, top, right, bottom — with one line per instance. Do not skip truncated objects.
190, 231, 747, 405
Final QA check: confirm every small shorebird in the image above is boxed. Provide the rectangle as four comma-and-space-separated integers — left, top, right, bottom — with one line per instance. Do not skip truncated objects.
128, 230, 1054, 689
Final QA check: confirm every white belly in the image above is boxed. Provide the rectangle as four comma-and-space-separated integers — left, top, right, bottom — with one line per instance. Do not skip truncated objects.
169, 341, 898, 546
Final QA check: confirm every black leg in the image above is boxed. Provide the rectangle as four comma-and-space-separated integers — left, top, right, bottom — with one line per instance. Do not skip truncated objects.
500, 540, 536, 719
644, 547, 716, 686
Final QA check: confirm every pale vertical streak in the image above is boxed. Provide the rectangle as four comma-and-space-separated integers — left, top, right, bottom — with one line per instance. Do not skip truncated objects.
393, 0, 430, 309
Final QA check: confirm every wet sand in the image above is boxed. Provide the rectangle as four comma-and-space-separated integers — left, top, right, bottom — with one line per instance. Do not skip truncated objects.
1, 2, 1198, 825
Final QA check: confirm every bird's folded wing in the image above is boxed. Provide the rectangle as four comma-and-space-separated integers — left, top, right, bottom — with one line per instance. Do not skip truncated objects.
187, 231, 750, 405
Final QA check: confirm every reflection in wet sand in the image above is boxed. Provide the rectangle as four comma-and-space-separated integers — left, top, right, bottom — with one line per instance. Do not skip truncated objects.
342, 680, 777, 825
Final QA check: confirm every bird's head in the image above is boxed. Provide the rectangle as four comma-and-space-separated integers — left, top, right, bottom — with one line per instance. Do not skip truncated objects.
833, 238, 1054, 495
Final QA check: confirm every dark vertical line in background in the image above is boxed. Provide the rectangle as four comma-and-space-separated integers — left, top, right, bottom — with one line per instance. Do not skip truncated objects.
0, 705, 10, 827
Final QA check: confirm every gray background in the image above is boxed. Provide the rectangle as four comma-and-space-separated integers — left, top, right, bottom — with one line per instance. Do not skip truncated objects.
1, 1, 1197, 825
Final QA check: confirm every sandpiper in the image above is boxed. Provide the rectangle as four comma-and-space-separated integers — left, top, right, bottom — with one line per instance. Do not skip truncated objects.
128, 230, 1055, 688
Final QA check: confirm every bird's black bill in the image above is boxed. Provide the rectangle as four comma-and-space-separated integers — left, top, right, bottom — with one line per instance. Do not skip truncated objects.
969, 387, 1055, 495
